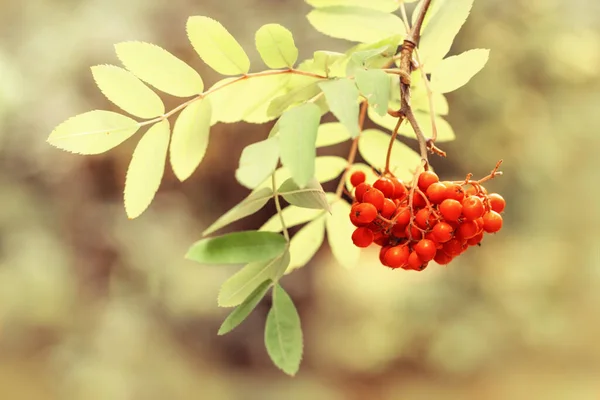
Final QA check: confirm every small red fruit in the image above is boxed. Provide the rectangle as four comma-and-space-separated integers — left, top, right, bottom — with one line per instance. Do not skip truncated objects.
415, 208, 435, 229
390, 178, 407, 199
418, 170, 439, 191
406, 224, 423, 241
432, 221, 454, 243
350, 171, 366, 187
392, 223, 407, 238
457, 220, 479, 240
393, 207, 411, 226
363, 188, 385, 211
381, 198, 396, 219
482, 211, 503, 233
445, 183, 465, 202
414, 239, 437, 261
354, 183, 371, 202
488, 193, 506, 213
379, 246, 391, 266
434, 250, 453, 265
350, 203, 378, 226
383, 245, 410, 269
426, 182, 448, 204
467, 232, 484, 246
412, 191, 427, 208
407, 251, 424, 270
442, 238, 465, 256
462, 196, 485, 221
439, 199, 463, 222
373, 177, 395, 199
352, 227, 374, 248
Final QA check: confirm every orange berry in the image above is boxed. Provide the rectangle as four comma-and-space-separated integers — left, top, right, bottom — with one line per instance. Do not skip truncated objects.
405, 224, 423, 241
426, 182, 448, 204
392, 223, 407, 239
415, 208, 435, 229
363, 188, 385, 211
350, 203, 378, 226
379, 246, 391, 266
390, 178, 407, 199
457, 220, 479, 240
393, 207, 411, 226
407, 251, 424, 270
482, 211, 503, 233
488, 193, 506, 213
381, 198, 396, 219
350, 171, 366, 187
434, 250, 453, 265
383, 245, 410, 269
412, 190, 428, 208
442, 238, 465, 256
432, 221, 454, 243
414, 239, 437, 261
462, 196, 484, 221
354, 183, 371, 202
467, 232, 484, 246
418, 170, 439, 191
373, 177, 395, 199
439, 199, 463, 222
352, 227, 374, 248
445, 183, 465, 202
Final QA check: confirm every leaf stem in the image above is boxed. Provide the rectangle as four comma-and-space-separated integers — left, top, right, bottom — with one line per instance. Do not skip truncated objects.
272, 174, 290, 242
335, 100, 368, 198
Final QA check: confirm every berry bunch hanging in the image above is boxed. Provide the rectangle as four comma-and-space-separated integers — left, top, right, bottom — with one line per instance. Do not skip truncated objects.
349, 162, 505, 271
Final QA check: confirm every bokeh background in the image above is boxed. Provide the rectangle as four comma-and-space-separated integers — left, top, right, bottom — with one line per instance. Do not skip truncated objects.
1, 0, 600, 399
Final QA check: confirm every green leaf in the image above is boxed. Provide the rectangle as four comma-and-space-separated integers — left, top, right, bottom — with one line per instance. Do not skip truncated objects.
115, 41, 203, 97
279, 178, 330, 211
318, 79, 360, 138
187, 16, 250, 75
91, 65, 165, 119
186, 231, 287, 264
345, 35, 403, 69
354, 69, 390, 116
306, 0, 399, 12
307, 6, 404, 43
265, 284, 303, 376
430, 49, 490, 93
170, 98, 212, 181
300, 51, 347, 77
218, 250, 290, 307
358, 129, 421, 182
218, 280, 272, 335
315, 156, 347, 183
260, 206, 324, 232
235, 137, 280, 189
326, 199, 360, 268
411, 85, 449, 116
255, 24, 298, 69
124, 120, 170, 219
210, 74, 291, 124
278, 103, 321, 187
203, 187, 273, 236
315, 122, 351, 147
367, 109, 455, 142
267, 76, 322, 117
418, 0, 475, 71
47, 110, 139, 154
286, 216, 326, 274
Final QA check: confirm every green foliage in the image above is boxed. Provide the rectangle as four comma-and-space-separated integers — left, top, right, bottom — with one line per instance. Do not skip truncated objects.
265, 284, 303, 376
47, 1, 491, 375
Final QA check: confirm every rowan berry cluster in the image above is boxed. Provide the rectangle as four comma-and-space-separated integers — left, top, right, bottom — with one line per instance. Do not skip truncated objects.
349, 169, 505, 271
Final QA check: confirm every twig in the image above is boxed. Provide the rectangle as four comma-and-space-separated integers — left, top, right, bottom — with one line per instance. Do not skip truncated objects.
272, 174, 290, 242
384, 115, 404, 175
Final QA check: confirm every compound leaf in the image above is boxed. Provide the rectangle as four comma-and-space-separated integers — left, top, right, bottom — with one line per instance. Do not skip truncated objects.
278, 103, 321, 187
265, 284, 303, 376
318, 78, 360, 138
315, 122, 351, 147
170, 98, 212, 181
91, 65, 165, 119
203, 187, 274, 236
124, 120, 170, 219
314, 156, 347, 183
286, 216, 326, 274
218, 280, 272, 335
307, 6, 404, 43
326, 199, 360, 268
186, 231, 287, 264
367, 109, 455, 142
354, 69, 390, 116
47, 110, 139, 154
279, 178, 330, 211
260, 206, 324, 232
255, 24, 298, 69
115, 41, 203, 97
430, 49, 490, 94
236, 137, 280, 189
218, 250, 290, 307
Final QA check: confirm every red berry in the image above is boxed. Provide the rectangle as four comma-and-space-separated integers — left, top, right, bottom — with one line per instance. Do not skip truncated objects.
424, 232, 443, 249
434, 250, 453, 265
474, 217, 485, 233
467, 232, 484, 246
445, 183, 465, 202
390, 178, 407, 199
393, 207, 411, 226
381, 198, 396, 219
354, 183, 371, 202
405, 224, 423, 241
439, 199, 463, 222
352, 227, 374, 247
363, 188, 385, 211
407, 251, 424, 270
418, 170, 439, 191
442, 238, 465, 256
350, 171, 366, 187
350, 203, 378, 226
457, 220, 479, 240
379, 246, 391, 266
426, 182, 448, 204
488, 193, 506, 213
461, 196, 485, 221
373, 177, 395, 199
414, 239, 437, 262
482, 211, 503, 233
432, 221, 454, 243
415, 208, 435, 229
383, 245, 410, 269
392, 223, 407, 239
412, 191, 427, 208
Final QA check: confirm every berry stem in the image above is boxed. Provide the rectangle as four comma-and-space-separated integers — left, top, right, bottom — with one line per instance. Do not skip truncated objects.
335, 100, 368, 198
384, 115, 404, 175
272, 173, 290, 242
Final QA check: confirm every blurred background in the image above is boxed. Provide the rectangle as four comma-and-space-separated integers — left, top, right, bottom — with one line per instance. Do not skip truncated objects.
1, 0, 600, 399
